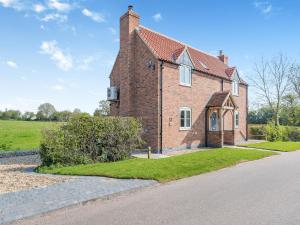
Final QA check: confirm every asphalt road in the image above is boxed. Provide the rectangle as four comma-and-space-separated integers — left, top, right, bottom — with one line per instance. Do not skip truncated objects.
9, 150, 300, 225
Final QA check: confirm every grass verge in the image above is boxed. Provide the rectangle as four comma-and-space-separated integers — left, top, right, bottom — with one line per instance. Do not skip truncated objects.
37, 148, 275, 183
240, 141, 300, 152
0, 120, 61, 151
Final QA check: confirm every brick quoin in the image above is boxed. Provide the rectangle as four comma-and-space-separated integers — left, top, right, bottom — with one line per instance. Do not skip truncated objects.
109, 6, 248, 152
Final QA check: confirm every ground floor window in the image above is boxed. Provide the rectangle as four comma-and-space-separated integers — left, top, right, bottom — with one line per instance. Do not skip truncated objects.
180, 107, 191, 130
234, 111, 239, 128
210, 111, 218, 131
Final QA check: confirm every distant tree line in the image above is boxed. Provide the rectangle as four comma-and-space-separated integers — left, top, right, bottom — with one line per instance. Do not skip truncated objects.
0, 100, 110, 122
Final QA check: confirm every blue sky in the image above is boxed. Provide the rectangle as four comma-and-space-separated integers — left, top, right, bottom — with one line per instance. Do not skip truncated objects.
0, 0, 299, 113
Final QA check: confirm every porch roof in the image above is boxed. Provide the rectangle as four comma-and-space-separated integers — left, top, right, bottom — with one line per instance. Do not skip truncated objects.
206, 91, 237, 109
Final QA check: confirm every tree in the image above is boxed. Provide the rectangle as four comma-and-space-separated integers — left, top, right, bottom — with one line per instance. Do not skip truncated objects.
22, 111, 36, 121
290, 64, 300, 99
73, 108, 81, 114
51, 110, 72, 121
37, 103, 56, 121
251, 54, 291, 125
280, 94, 300, 126
94, 100, 110, 116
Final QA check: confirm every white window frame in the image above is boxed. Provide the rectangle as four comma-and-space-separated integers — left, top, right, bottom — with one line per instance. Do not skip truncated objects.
234, 111, 239, 128
179, 107, 192, 130
232, 73, 239, 96
179, 65, 192, 86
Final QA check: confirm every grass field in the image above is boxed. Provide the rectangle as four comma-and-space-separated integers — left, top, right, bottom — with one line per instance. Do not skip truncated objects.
37, 148, 275, 182
0, 120, 60, 151
240, 141, 300, 152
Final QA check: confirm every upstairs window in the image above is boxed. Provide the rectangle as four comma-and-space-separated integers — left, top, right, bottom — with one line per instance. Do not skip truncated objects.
179, 65, 192, 86
232, 80, 239, 96
232, 72, 239, 96
180, 107, 191, 130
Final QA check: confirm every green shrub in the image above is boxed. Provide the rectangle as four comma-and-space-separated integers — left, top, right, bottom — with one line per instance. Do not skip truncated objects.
263, 123, 287, 142
249, 126, 265, 140
40, 115, 143, 166
286, 127, 300, 141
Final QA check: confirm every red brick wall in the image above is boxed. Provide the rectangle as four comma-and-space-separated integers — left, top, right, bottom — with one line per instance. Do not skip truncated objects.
162, 63, 223, 150
132, 34, 160, 149
224, 130, 235, 145
109, 8, 160, 149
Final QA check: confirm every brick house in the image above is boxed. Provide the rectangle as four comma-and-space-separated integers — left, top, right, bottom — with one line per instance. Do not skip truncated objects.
108, 6, 248, 152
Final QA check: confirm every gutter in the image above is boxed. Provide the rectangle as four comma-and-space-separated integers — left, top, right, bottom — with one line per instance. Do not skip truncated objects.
159, 60, 164, 153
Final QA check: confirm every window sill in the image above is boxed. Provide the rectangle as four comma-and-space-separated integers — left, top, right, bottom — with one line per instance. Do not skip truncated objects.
179, 127, 191, 131
179, 83, 192, 88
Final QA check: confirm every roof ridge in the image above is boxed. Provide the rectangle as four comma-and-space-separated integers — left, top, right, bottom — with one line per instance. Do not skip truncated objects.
138, 25, 220, 60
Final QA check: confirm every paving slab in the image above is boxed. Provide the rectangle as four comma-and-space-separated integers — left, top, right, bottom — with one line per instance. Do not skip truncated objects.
0, 175, 157, 224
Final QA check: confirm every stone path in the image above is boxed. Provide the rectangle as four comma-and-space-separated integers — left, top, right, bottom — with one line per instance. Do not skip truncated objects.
0, 155, 157, 225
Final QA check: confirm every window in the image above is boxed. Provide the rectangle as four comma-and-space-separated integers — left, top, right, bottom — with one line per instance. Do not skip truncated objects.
180, 107, 191, 130
234, 111, 239, 128
232, 80, 239, 96
179, 65, 192, 86
210, 111, 218, 131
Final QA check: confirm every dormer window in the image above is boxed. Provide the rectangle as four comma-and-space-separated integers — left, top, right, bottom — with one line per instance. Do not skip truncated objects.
232, 72, 239, 96
177, 49, 194, 87
179, 65, 192, 86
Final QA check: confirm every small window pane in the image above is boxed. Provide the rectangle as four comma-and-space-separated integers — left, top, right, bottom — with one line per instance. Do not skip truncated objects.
180, 110, 185, 127
186, 110, 191, 127
235, 112, 239, 128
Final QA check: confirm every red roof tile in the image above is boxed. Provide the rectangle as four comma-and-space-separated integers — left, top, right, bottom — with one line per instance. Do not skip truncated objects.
207, 91, 231, 108
137, 26, 246, 83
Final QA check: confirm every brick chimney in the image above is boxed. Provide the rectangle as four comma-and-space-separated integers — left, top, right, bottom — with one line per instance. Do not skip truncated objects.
218, 50, 228, 65
120, 5, 140, 52
118, 6, 140, 116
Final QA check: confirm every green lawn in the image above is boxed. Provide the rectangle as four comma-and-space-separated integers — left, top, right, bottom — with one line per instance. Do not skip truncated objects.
37, 148, 275, 182
240, 141, 300, 152
0, 120, 60, 151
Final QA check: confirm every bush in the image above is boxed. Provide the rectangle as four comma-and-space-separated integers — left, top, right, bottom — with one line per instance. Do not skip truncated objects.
286, 127, 300, 141
264, 123, 287, 142
249, 126, 265, 140
40, 115, 143, 166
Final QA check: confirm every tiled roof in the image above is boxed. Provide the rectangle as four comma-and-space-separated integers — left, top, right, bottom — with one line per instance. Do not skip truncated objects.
206, 91, 231, 108
137, 26, 244, 82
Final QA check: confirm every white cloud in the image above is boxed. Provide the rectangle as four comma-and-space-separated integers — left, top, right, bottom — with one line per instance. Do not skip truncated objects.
82, 8, 105, 23
78, 56, 95, 71
113, 38, 119, 43
51, 84, 64, 91
33, 3, 46, 13
153, 13, 162, 22
48, 0, 71, 12
0, 0, 23, 10
41, 13, 67, 23
40, 25, 45, 30
40, 40, 73, 71
6, 60, 18, 68
254, 1, 272, 14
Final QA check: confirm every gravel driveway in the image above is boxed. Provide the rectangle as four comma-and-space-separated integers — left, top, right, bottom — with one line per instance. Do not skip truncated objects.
0, 154, 67, 194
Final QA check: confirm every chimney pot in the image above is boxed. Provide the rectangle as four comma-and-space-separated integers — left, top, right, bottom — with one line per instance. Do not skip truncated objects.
128, 5, 133, 10
219, 50, 223, 56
